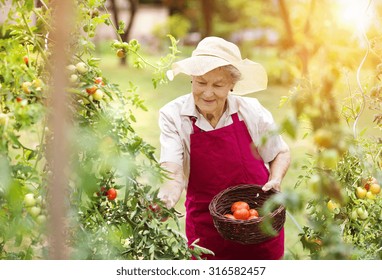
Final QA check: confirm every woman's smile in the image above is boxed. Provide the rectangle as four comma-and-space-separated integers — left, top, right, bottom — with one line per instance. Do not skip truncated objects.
202, 98, 216, 104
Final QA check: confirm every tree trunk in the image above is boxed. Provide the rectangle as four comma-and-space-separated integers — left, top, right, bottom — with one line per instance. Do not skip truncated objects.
163, 0, 187, 15
278, 0, 315, 77
121, 0, 138, 66
200, 0, 214, 38
278, 0, 294, 48
122, 0, 138, 46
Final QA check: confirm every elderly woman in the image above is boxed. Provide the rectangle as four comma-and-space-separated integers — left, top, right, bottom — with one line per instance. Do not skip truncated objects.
158, 37, 290, 260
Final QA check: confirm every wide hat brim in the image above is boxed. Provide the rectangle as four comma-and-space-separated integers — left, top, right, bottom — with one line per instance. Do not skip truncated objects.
167, 55, 268, 95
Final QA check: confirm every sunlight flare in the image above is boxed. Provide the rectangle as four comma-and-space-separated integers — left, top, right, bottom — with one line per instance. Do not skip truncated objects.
335, 0, 374, 30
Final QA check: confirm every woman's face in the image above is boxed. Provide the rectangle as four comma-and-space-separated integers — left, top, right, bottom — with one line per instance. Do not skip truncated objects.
192, 67, 234, 116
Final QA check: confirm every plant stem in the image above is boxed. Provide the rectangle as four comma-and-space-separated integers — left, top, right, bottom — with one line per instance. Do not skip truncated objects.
287, 210, 304, 233
17, 1, 48, 62
102, 4, 123, 42
353, 0, 373, 139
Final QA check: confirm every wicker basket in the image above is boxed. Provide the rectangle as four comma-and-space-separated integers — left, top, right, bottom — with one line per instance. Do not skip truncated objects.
208, 184, 286, 245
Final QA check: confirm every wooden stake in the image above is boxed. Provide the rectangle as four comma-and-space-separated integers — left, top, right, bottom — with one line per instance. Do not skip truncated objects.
46, 0, 75, 260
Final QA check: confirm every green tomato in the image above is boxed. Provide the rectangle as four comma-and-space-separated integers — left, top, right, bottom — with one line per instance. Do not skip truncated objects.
356, 208, 369, 220
327, 200, 339, 212
350, 210, 358, 220
24, 193, 36, 207
356, 187, 367, 199
36, 214, 47, 224
0, 113, 9, 126
366, 191, 376, 200
69, 74, 78, 83
112, 40, 123, 49
28, 206, 41, 217
35, 195, 43, 205
66, 64, 76, 72
75, 62, 88, 74
22, 81, 32, 94
93, 89, 104, 101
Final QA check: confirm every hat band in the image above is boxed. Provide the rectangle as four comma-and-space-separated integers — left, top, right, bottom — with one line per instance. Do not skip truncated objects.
193, 53, 240, 64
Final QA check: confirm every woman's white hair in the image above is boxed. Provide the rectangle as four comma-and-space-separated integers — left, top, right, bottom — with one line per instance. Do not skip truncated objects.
222, 65, 242, 84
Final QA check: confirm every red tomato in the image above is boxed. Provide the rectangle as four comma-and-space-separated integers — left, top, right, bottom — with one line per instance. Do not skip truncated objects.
248, 215, 259, 220
107, 188, 117, 200
23, 56, 29, 66
160, 215, 169, 222
86, 85, 97, 95
231, 201, 249, 213
94, 77, 105, 86
97, 186, 107, 196
233, 208, 250, 220
249, 209, 259, 217
224, 214, 236, 220
149, 203, 168, 222
149, 203, 161, 213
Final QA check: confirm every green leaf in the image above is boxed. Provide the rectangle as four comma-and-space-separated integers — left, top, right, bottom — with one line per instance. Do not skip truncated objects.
279, 96, 289, 108
281, 116, 298, 139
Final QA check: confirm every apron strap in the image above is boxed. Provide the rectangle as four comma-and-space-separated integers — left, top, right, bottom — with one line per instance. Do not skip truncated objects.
231, 112, 239, 123
190, 116, 202, 133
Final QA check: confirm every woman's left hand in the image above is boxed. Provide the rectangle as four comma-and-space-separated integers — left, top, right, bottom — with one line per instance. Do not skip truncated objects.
262, 179, 281, 192
261, 150, 291, 192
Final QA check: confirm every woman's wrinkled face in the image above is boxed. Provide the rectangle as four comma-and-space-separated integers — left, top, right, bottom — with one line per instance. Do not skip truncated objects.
192, 67, 234, 116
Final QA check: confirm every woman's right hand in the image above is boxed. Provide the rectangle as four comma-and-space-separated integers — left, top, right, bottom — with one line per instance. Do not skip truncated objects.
158, 162, 185, 209
158, 185, 183, 209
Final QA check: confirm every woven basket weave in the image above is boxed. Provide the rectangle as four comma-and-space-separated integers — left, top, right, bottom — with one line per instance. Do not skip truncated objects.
208, 184, 286, 244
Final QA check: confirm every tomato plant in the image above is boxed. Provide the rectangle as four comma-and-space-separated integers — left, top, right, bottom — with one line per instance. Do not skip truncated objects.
282, 67, 382, 260
277, 7, 382, 258
0, 0, 209, 260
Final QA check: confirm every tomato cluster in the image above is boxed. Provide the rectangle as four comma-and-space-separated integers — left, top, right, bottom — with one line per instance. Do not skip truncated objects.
23, 193, 47, 225
355, 177, 380, 200
67, 62, 107, 102
327, 177, 381, 221
85, 76, 105, 101
224, 201, 259, 221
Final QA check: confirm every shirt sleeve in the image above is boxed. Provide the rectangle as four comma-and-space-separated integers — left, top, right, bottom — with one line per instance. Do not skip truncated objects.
158, 108, 184, 167
241, 97, 289, 163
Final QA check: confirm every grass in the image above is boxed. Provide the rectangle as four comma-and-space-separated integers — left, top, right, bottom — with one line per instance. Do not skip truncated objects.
97, 45, 380, 260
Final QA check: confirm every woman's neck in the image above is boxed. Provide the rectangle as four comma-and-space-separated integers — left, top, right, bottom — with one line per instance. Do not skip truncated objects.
205, 113, 220, 128
199, 102, 227, 128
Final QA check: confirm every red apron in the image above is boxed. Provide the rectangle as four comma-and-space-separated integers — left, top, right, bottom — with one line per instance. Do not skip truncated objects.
185, 113, 284, 260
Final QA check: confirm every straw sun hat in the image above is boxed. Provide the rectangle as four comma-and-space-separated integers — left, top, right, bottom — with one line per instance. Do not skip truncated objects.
166, 36, 268, 95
